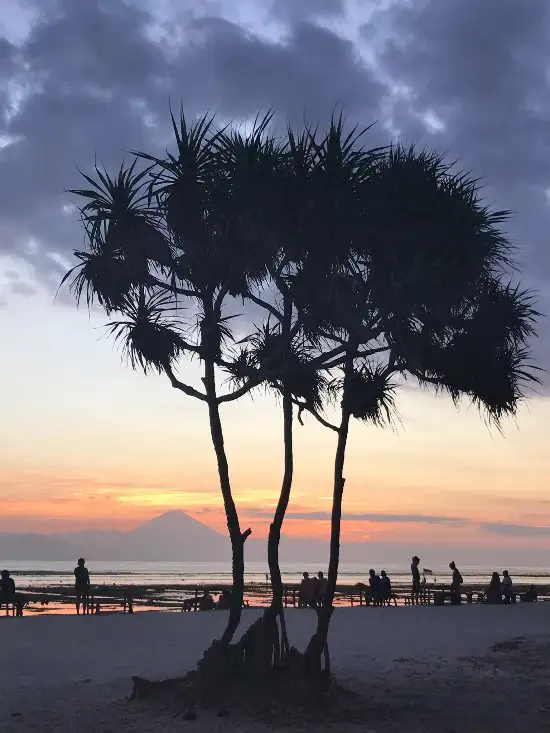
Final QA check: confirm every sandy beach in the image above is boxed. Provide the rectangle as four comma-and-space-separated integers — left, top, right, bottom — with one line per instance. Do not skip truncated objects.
2, 604, 550, 732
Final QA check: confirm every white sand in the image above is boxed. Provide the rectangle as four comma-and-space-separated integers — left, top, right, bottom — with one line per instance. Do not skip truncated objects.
2, 604, 550, 732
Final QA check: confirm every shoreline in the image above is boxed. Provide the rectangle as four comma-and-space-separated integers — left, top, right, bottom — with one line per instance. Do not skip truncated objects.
7, 578, 547, 616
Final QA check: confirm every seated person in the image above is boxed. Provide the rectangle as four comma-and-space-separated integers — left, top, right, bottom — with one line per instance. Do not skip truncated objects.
380, 570, 391, 604
0, 569, 15, 597
314, 571, 328, 606
199, 589, 215, 611
485, 572, 502, 604
0, 570, 16, 615
216, 588, 232, 610
368, 569, 382, 605
521, 585, 538, 603
298, 572, 316, 608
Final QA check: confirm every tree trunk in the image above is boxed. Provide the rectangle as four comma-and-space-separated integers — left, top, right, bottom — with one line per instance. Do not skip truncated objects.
304, 355, 353, 677
204, 357, 245, 648
266, 386, 293, 659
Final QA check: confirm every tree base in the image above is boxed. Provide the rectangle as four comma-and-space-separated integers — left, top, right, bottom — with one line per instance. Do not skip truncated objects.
129, 616, 362, 725
130, 647, 363, 726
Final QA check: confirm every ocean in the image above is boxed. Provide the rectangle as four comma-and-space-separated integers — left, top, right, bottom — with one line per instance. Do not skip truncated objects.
4, 560, 550, 589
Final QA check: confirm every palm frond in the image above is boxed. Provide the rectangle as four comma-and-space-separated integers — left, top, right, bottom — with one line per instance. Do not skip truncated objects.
106, 288, 189, 374
338, 364, 399, 427
60, 249, 134, 312
364, 144, 514, 317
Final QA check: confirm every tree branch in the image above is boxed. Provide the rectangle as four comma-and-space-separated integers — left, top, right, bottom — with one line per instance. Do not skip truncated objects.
213, 286, 229, 319
241, 528, 252, 543
406, 368, 441, 386
216, 375, 264, 404
146, 275, 198, 299
246, 292, 282, 322
320, 345, 390, 371
163, 363, 207, 401
294, 399, 339, 432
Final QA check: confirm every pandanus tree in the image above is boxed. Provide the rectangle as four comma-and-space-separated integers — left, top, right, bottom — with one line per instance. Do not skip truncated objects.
213, 120, 331, 667
61, 113, 286, 652
62, 106, 539, 698
284, 137, 540, 676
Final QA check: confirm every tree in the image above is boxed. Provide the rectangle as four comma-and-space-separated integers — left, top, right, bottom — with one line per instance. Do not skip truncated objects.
212, 120, 332, 669
290, 138, 540, 677
61, 113, 281, 653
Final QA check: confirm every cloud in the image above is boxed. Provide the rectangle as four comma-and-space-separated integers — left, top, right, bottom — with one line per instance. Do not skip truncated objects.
0, 0, 548, 378
369, 0, 550, 369
481, 522, 550, 538
270, 0, 345, 22
246, 509, 470, 525
0, 0, 383, 288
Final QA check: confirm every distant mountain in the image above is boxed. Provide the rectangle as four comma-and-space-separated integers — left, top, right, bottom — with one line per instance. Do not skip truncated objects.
0, 511, 228, 562
1, 511, 542, 566
0, 510, 365, 563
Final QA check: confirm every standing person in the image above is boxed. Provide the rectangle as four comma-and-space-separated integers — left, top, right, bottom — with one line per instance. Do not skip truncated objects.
315, 571, 328, 607
74, 558, 90, 615
449, 561, 463, 605
411, 556, 421, 605
298, 572, 315, 608
501, 569, 513, 603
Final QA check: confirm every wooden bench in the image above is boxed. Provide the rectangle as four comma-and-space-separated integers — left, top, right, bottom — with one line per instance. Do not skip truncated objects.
85, 593, 134, 614
0, 594, 26, 616
181, 593, 250, 612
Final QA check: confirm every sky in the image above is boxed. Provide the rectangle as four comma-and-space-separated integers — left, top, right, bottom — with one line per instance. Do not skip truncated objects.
0, 0, 549, 563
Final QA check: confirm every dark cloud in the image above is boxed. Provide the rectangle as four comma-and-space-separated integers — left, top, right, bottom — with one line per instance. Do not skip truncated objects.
0, 0, 548, 381
368, 0, 550, 369
0, 0, 383, 282
175, 16, 384, 123
481, 523, 550, 538
247, 509, 469, 525
271, 0, 345, 22
249, 510, 550, 537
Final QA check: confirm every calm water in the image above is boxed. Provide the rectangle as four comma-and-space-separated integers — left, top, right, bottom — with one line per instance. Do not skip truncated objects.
4, 560, 550, 589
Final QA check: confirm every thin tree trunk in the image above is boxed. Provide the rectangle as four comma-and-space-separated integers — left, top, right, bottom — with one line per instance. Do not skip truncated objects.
204, 357, 245, 648
304, 354, 353, 675
266, 386, 293, 658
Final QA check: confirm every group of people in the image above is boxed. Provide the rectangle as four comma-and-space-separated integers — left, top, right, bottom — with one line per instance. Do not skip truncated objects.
298, 571, 328, 607
198, 587, 233, 611
409, 556, 465, 604
0, 559, 91, 616
486, 570, 538, 604
1, 558, 543, 616
365, 569, 393, 605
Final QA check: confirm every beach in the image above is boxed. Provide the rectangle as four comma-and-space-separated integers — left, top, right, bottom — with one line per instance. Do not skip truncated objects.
2, 604, 550, 732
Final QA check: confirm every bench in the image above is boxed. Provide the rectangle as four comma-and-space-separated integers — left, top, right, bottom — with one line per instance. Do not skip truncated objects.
0, 594, 26, 617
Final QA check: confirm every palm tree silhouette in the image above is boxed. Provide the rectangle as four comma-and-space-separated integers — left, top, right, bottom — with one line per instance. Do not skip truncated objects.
61, 111, 281, 650
213, 118, 331, 667
284, 123, 540, 677
61, 107, 540, 693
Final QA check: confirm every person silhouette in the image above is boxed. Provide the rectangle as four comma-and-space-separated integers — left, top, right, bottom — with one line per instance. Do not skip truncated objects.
0, 570, 16, 616
380, 570, 391, 605
449, 561, 463, 605
74, 558, 90, 615
411, 556, 421, 605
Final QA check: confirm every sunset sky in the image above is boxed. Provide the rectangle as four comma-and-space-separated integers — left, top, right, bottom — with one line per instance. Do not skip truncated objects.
1, 0, 549, 561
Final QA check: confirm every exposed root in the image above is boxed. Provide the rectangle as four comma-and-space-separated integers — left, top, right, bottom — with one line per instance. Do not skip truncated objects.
130, 676, 186, 701
128, 608, 349, 724
130, 643, 362, 726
